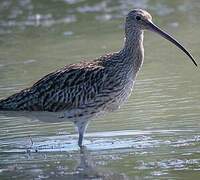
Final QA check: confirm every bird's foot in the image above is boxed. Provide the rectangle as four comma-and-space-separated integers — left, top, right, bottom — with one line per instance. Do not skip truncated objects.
79, 145, 88, 154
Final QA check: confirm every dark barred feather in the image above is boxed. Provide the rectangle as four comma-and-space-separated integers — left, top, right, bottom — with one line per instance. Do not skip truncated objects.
0, 52, 135, 113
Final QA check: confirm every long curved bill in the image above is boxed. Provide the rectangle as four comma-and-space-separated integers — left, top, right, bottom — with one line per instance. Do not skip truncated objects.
146, 21, 197, 67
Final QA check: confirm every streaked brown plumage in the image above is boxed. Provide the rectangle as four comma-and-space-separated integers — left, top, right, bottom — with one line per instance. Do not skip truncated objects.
0, 9, 197, 147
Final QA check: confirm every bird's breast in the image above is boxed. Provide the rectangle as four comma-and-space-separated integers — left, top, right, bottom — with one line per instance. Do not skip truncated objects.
102, 75, 135, 112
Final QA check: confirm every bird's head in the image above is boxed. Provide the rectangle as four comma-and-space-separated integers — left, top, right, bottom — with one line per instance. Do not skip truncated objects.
125, 9, 197, 67
126, 9, 152, 30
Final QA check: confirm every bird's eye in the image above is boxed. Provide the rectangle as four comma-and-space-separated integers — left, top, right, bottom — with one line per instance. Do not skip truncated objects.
135, 16, 141, 21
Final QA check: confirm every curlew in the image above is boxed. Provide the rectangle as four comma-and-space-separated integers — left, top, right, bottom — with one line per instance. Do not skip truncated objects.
0, 9, 197, 148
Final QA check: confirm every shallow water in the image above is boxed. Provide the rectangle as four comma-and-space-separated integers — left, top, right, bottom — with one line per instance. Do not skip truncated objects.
0, 0, 200, 179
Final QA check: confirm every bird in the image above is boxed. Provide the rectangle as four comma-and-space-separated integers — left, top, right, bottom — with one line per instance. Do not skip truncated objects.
0, 9, 197, 148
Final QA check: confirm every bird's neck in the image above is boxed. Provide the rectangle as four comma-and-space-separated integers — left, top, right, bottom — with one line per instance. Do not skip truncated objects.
121, 29, 144, 72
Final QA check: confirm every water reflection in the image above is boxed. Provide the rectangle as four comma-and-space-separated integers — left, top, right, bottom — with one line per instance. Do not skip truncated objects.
74, 149, 129, 179
0, 149, 129, 179
1, 130, 199, 179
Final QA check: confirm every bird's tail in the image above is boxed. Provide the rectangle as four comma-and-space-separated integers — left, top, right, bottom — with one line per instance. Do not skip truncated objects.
0, 97, 14, 111
0, 90, 31, 111
0, 98, 10, 111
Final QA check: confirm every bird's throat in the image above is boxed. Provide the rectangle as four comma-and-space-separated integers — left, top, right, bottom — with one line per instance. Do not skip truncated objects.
122, 30, 144, 72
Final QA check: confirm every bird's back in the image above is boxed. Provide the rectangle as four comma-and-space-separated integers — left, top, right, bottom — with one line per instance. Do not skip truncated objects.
0, 52, 134, 119
0, 60, 103, 111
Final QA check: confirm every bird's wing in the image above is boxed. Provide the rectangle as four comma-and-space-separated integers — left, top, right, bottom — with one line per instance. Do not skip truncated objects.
0, 62, 107, 112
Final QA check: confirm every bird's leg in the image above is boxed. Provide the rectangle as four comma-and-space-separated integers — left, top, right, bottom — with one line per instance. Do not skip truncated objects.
76, 120, 89, 148
78, 134, 83, 148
